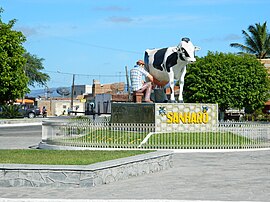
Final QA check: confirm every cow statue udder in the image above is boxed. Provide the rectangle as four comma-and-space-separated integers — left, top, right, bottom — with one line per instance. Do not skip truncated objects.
144, 37, 200, 103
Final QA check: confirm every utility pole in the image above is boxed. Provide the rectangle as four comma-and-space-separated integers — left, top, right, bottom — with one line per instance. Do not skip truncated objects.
125, 66, 131, 100
71, 74, 75, 112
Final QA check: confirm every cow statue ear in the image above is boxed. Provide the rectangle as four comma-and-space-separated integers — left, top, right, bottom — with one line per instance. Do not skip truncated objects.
181, 37, 190, 43
194, 46, 201, 51
173, 47, 179, 53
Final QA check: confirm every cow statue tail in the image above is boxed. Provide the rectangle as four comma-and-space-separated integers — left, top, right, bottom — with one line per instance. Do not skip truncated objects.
144, 51, 150, 72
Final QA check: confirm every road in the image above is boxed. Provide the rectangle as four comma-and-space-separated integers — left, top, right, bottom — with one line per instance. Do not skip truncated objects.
0, 124, 42, 149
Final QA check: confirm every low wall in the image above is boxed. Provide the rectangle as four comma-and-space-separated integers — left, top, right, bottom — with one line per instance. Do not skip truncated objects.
0, 151, 173, 188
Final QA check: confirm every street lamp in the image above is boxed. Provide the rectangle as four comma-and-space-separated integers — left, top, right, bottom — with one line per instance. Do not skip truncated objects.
71, 74, 75, 112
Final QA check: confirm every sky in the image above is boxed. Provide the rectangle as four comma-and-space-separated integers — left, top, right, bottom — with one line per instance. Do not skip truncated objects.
1, 0, 270, 90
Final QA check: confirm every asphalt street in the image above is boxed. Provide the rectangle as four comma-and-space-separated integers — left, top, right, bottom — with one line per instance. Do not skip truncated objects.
0, 124, 42, 149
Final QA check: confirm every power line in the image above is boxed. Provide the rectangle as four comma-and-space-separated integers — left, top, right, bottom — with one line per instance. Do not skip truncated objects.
55, 37, 142, 55
44, 69, 126, 78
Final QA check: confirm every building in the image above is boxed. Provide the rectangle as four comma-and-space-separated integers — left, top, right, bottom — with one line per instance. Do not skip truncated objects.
73, 85, 92, 97
84, 80, 129, 115
92, 79, 126, 96
37, 98, 85, 116
32, 79, 129, 117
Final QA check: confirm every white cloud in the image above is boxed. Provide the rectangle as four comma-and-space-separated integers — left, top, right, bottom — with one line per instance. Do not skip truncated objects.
14, 23, 84, 39
14, 26, 38, 37
177, 0, 267, 6
202, 34, 242, 42
106, 16, 134, 23
102, 13, 203, 27
223, 34, 242, 41
94, 5, 129, 12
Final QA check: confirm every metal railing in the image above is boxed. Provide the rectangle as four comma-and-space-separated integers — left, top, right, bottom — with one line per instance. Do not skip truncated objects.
42, 118, 270, 150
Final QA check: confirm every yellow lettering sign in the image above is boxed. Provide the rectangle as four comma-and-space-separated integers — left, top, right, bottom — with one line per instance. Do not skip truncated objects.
166, 112, 173, 124
203, 113, 208, 124
191, 112, 197, 124
166, 111, 209, 124
179, 112, 185, 123
173, 112, 179, 124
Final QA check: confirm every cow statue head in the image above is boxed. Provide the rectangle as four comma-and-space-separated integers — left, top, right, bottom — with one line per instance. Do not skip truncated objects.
178, 37, 200, 63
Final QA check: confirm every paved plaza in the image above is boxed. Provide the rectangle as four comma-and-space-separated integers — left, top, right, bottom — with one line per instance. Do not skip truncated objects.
0, 150, 270, 201
0, 122, 269, 201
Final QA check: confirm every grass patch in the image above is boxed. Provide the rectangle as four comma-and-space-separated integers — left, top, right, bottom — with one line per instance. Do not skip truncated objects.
0, 149, 151, 165
144, 132, 254, 149
68, 129, 147, 146
59, 129, 257, 149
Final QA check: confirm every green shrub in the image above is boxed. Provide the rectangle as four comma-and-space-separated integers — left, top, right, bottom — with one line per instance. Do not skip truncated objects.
0, 105, 21, 118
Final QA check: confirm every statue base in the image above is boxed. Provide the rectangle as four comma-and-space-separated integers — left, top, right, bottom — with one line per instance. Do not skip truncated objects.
111, 103, 155, 123
111, 102, 219, 132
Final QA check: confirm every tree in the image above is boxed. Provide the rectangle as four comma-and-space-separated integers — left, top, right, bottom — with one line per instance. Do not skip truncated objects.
0, 9, 29, 105
23, 52, 50, 88
184, 52, 270, 114
230, 22, 270, 58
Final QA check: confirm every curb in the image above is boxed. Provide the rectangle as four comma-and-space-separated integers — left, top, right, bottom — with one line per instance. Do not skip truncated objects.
0, 151, 173, 188
0, 200, 255, 202
0, 122, 42, 127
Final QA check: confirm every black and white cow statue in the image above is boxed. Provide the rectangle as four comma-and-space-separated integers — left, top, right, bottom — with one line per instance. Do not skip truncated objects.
144, 37, 200, 103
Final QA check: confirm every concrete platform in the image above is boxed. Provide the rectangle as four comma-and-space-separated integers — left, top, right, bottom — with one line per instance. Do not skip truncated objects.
111, 103, 155, 123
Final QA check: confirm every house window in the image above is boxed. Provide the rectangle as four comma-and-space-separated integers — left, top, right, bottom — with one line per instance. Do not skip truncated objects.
63, 105, 67, 109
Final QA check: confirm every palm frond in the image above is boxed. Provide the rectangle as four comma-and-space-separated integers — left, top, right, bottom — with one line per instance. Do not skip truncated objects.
230, 21, 270, 59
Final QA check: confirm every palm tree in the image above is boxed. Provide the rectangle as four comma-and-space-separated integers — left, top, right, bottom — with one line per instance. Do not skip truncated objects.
230, 22, 270, 59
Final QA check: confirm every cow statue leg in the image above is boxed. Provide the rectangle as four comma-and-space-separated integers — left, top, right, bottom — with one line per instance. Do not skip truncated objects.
178, 66, 186, 103
168, 71, 177, 103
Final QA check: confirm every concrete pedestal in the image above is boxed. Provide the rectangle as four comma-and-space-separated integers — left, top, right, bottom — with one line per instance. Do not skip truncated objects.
111, 103, 155, 123
111, 103, 219, 132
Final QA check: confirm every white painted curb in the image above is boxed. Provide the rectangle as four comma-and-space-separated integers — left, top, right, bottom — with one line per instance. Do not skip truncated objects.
0, 199, 256, 202
0, 122, 42, 128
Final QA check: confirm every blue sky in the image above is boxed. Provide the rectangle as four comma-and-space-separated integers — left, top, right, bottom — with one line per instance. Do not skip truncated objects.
1, 0, 270, 89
